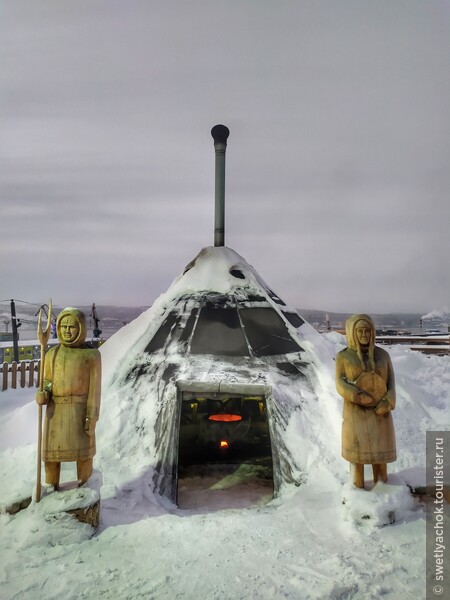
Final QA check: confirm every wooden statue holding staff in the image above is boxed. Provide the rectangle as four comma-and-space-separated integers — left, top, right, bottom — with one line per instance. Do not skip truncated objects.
35, 307, 101, 495
335, 314, 396, 490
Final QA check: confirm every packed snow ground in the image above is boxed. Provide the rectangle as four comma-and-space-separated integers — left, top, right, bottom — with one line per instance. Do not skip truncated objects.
1, 330, 449, 599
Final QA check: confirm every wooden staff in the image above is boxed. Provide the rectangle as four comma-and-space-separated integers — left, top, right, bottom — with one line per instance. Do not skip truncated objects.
36, 300, 52, 503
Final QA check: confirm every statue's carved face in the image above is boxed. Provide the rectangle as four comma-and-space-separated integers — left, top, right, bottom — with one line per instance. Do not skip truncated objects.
355, 320, 372, 346
60, 316, 80, 343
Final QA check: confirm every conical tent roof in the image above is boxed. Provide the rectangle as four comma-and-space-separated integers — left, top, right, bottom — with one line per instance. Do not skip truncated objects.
143, 246, 305, 359
99, 246, 342, 502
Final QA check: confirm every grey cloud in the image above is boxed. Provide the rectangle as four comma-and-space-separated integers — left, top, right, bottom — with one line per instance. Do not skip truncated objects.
1, 1, 449, 312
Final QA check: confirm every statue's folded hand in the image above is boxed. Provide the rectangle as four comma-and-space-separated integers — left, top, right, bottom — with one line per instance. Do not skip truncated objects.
356, 391, 375, 406
85, 417, 95, 436
375, 398, 391, 415
35, 391, 49, 405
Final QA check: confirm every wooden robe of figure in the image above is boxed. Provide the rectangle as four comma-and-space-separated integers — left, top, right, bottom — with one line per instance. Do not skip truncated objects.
335, 314, 396, 489
35, 307, 101, 489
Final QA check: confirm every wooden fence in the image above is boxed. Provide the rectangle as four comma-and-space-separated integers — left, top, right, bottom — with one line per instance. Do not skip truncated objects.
1, 360, 40, 392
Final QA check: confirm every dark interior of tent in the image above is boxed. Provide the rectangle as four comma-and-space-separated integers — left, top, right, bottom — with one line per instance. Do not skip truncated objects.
177, 391, 274, 508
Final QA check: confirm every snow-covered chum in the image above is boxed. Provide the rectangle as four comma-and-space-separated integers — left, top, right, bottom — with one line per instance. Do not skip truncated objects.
98, 245, 345, 502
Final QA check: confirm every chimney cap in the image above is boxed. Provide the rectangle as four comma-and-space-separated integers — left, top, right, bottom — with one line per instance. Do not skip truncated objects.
211, 124, 230, 144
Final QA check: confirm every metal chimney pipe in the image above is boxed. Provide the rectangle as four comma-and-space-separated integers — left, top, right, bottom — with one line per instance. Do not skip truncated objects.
211, 124, 230, 247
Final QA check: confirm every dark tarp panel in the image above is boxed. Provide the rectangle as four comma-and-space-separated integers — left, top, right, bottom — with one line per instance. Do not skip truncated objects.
281, 311, 305, 328
178, 307, 199, 344
190, 306, 250, 356
265, 288, 286, 306
239, 307, 302, 356
145, 312, 180, 353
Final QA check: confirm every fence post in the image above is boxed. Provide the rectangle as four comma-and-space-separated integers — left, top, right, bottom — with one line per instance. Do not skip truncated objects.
2, 362, 7, 392
11, 362, 17, 389
20, 362, 26, 388
28, 361, 35, 388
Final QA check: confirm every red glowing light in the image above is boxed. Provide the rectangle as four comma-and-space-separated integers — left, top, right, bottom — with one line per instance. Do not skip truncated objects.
219, 440, 229, 449
208, 414, 242, 422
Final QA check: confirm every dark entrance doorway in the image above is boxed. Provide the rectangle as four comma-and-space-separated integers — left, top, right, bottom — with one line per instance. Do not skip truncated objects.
177, 390, 274, 510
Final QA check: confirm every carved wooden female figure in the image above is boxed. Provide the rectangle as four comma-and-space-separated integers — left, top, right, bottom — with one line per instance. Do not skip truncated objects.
336, 314, 396, 489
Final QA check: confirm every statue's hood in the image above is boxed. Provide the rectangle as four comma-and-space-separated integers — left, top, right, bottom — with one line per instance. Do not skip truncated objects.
345, 313, 375, 352
56, 307, 87, 347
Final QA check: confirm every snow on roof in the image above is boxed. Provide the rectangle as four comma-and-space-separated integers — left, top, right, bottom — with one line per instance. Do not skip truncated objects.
170, 245, 284, 300
100, 246, 304, 383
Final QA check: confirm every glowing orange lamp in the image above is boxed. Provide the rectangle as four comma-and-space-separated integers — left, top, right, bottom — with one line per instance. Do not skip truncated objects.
208, 414, 242, 422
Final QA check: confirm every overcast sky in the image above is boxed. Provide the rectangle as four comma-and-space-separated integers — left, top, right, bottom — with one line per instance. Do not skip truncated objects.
1, 1, 449, 314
